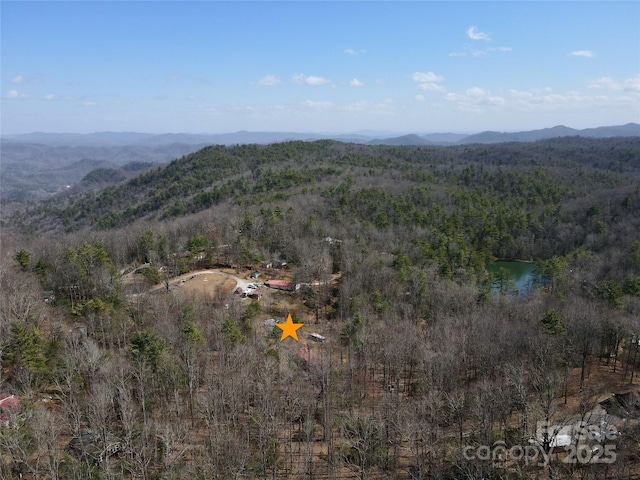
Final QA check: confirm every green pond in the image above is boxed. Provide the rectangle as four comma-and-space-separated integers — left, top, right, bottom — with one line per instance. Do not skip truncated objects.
486, 261, 537, 295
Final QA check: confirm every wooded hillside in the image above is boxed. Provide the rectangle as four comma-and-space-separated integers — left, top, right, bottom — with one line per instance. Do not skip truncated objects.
1, 137, 640, 479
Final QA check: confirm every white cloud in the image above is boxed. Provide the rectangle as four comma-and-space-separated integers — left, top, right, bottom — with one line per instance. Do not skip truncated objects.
589, 77, 616, 89
503, 80, 640, 115
306, 75, 331, 86
589, 75, 640, 92
625, 76, 640, 92
344, 48, 365, 55
466, 26, 491, 41
9, 74, 44, 85
466, 87, 487, 98
512, 92, 601, 110
83, 101, 96, 107
501, 83, 639, 116
43, 94, 57, 100
413, 72, 446, 94
293, 74, 332, 86
452, 45, 509, 58
570, 50, 594, 57
412, 71, 444, 83
350, 78, 364, 87
5, 89, 31, 99
418, 83, 446, 92
255, 75, 281, 86
415, 95, 426, 102
445, 87, 506, 112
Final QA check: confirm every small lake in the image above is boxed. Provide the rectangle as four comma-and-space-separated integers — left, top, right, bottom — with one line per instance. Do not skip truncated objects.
486, 261, 537, 296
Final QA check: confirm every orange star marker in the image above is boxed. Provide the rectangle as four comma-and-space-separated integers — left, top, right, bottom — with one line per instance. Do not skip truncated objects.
276, 313, 304, 341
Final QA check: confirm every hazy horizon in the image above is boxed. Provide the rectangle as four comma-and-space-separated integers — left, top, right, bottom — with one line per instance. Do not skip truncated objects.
3, 122, 639, 139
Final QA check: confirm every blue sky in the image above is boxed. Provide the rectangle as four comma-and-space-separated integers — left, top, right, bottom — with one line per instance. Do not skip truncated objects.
2, 1, 639, 134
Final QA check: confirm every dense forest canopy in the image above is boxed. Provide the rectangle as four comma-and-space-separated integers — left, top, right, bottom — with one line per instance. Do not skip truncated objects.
1, 136, 640, 479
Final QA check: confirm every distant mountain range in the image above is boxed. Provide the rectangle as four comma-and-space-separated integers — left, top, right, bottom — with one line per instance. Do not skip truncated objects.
2, 123, 638, 203
1, 130, 371, 147
370, 123, 640, 145
3, 123, 638, 147
457, 123, 640, 144
10, 135, 639, 233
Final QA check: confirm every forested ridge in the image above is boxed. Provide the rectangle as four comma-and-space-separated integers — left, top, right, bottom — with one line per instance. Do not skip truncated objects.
1, 137, 640, 479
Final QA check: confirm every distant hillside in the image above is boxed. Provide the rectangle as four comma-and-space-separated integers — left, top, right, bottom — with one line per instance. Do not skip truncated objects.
3, 123, 638, 203
580, 123, 640, 137
421, 132, 469, 144
369, 134, 433, 146
10, 136, 640, 233
79, 162, 154, 187
59, 158, 113, 173
4, 123, 637, 149
81, 168, 127, 185
0, 142, 207, 202
460, 123, 640, 144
